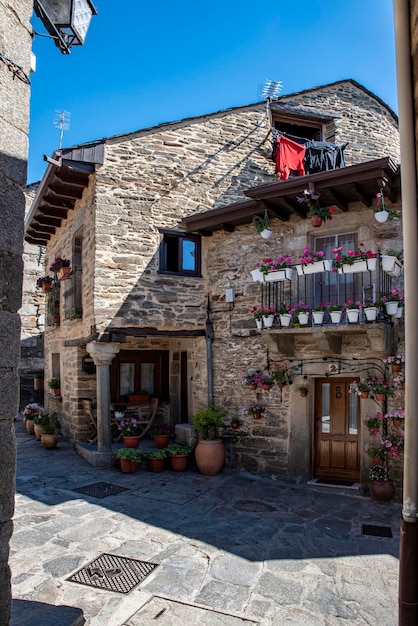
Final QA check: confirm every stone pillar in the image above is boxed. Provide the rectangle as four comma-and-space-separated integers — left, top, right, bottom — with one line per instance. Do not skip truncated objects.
0, 2, 32, 624
86, 342, 120, 464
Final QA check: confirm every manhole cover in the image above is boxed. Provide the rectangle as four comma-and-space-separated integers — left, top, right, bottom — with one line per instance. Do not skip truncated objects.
234, 499, 276, 512
66, 553, 159, 594
362, 524, 393, 538
73, 482, 129, 499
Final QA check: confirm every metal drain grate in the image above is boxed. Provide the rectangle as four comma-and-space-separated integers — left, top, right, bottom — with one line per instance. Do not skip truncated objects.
73, 482, 129, 499
66, 553, 159, 594
362, 524, 393, 538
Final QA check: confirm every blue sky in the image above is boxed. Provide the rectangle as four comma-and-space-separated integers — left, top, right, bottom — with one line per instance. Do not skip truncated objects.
28, 0, 397, 184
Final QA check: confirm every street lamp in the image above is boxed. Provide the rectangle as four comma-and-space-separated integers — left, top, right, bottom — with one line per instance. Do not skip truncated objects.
34, 0, 97, 54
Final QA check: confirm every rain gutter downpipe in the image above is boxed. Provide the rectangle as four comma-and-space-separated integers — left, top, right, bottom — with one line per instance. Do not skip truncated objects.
206, 294, 214, 404
393, 1, 418, 623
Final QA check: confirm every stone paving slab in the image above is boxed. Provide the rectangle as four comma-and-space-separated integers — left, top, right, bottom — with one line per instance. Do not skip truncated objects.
11, 419, 401, 625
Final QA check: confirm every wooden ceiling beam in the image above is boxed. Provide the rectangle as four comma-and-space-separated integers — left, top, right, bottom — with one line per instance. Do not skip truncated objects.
321, 186, 348, 212
33, 214, 62, 227
351, 183, 370, 206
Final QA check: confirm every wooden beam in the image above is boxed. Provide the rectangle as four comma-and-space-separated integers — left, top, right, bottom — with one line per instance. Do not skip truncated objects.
322, 186, 349, 212
99, 327, 206, 339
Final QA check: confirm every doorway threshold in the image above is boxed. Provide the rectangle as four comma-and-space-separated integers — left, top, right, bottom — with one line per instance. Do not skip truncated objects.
307, 478, 362, 493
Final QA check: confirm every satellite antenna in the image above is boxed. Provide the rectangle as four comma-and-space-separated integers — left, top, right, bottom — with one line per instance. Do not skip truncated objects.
54, 109, 70, 149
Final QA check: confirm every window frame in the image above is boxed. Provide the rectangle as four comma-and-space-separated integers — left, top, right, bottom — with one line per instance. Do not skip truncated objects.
158, 229, 202, 277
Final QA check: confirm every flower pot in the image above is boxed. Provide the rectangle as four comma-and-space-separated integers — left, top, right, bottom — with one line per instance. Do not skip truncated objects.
253, 413, 262, 420
115, 411, 125, 419
123, 436, 141, 449
296, 260, 332, 275
330, 310, 342, 324
297, 312, 309, 325
338, 258, 376, 274
263, 315, 274, 328
249, 383, 257, 391
391, 364, 401, 373
395, 307, 403, 319
392, 419, 403, 428
250, 269, 263, 283
255, 319, 263, 330
374, 210, 389, 223
372, 456, 382, 465
42, 283, 52, 292
346, 309, 360, 323
279, 314, 291, 327
370, 480, 394, 502
53, 315, 60, 325
310, 214, 323, 227
120, 458, 139, 473
41, 433, 58, 450
263, 384, 272, 391
154, 434, 170, 449
375, 393, 385, 402
381, 255, 402, 277
260, 228, 273, 239
360, 391, 369, 399
312, 311, 325, 325
25, 418, 35, 435
128, 395, 150, 403
148, 457, 165, 472
385, 301, 399, 316
49, 388, 61, 396
34, 424, 44, 441
169, 453, 189, 471
364, 307, 377, 322
57, 267, 71, 281
231, 422, 239, 430
299, 389, 308, 397
195, 439, 225, 476
264, 268, 293, 282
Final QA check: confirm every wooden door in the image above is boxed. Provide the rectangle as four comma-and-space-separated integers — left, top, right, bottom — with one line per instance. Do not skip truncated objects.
314, 378, 360, 481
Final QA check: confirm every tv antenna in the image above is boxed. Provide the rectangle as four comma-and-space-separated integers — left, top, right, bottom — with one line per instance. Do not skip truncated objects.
54, 109, 70, 149
257, 80, 283, 128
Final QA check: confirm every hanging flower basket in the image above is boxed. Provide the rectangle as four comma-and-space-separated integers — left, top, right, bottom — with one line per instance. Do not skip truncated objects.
310, 214, 323, 227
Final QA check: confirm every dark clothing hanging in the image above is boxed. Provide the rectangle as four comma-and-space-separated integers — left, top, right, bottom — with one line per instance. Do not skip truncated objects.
303, 141, 348, 175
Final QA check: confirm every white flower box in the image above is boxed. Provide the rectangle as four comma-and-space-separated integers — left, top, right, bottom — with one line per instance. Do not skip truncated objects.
338, 258, 376, 274
381, 255, 403, 277
263, 267, 293, 282
250, 269, 264, 282
295, 260, 332, 276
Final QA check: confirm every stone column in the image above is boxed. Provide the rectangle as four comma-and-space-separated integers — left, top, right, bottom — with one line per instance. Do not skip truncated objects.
86, 342, 120, 465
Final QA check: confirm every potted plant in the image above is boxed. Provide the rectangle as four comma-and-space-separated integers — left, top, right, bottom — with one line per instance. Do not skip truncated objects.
385, 409, 405, 429
270, 365, 293, 388
250, 305, 275, 329
368, 464, 394, 501
332, 243, 377, 274
364, 411, 384, 437
384, 354, 405, 373
367, 376, 394, 401
40, 412, 60, 449
370, 192, 400, 223
149, 423, 175, 448
298, 385, 308, 397
230, 417, 241, 430
277, 303, 292, 327
22, 402, 42, 434
242, 403, 267, 420
258, 255, 293, 282
290, 301, 311, 325
49, 257, 71, 281
326, 302, 343, 324
295, 244, 332, 275
115, 447, 142, 473
381, 248, 403, 277
381, 289, 404, 317
48, 377, 61, 396
36, 275, 54, 292
192, 403, 227, 475
312, 303, 326, 325
167, 444, 192, 471
252, 214, 272, 239
113, 404, 126, 419
296, 189, 335, 226
344, 300, 363, 323
128, 389, 150, 403
363, 298, 378, 322
146, 449, 167, 472
349, 379, 371, 399
117, 417, 142, 448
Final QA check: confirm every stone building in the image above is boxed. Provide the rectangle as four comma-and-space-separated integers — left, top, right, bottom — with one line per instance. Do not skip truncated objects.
24, 79, 405, 493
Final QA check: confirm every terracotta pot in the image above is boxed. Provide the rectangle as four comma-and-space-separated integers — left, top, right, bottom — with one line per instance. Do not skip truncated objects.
148, 457, 165, 472
195, 439, 225, 476
263, 384, 272, 391
401, 383, 405, 390
299, 389, 308, 397
310, 214, 323, 227
57, 267, 71, 281
392, 420, 402, 428
42, 283, 52, 292
41, 433, 58, 450
360, 391, 369, 399
49, 388, 61, 396
34, 424, 44, 441
169, 454, 189, 471
372, 457, 382, 465
25, 418, 35, 435
249, 383, 257, 391
375, 393, 385, 402
391, 364, 401, 373
370, 480, 394, 502
123, 436, 141, 449
128, 395, 150, 403
153, 434, 170, 449
120, 458, 139, 473
53, 315, 60, 325
253, 413, 262, 420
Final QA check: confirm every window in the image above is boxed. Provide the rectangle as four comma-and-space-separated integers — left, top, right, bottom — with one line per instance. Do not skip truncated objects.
64, 228, 83, 320
159, 230, 201, 276
110, 351, 169, 402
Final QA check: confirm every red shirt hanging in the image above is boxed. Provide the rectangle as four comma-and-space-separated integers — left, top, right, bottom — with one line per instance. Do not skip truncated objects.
275, 136, 306, 180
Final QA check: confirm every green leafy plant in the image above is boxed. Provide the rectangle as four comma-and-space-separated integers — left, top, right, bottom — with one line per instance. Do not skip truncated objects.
149, 424, 175, 436
384, 248, 403, 262
252, 214, 270, 234
115, 447, 142, 461
192, 403, 228, 439
332, 243, 377, 268
47, 377, 60, 389
40, 412, 60, 434
146, 449, 167, 459
167, 444, 192, 456
370, 192, 400, 220
117, 417, 141, 437
270, 365, 293, 385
